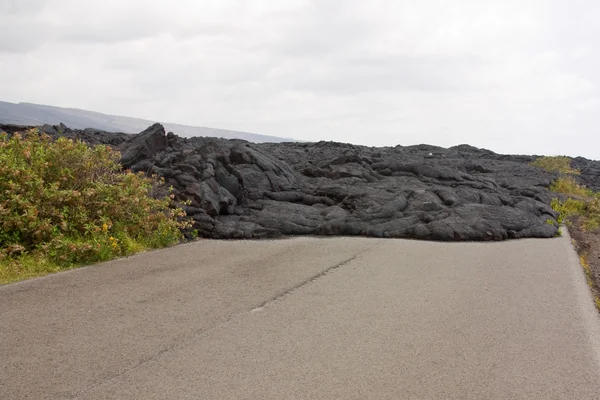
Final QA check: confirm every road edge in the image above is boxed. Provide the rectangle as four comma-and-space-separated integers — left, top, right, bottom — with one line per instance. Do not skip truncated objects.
561, 227, 600, 371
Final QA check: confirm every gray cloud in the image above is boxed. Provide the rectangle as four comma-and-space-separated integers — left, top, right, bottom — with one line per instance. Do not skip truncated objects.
1, 0, 599, 158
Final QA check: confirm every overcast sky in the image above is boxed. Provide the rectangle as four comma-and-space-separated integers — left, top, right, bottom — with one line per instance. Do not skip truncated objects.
1, 0, 599, 158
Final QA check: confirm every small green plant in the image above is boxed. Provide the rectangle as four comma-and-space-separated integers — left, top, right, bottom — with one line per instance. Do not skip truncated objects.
530, 156, 580, 174
556, 227, 562, 237
0, 130, 192, 283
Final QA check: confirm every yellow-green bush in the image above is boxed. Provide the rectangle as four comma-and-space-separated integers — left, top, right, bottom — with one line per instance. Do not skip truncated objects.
0, 130, 191, 283
549, 176, 593, 197
530, 156, 580, 174
551, 196, 600, 232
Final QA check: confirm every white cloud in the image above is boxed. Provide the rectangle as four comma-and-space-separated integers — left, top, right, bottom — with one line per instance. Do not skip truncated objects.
0, 0, 599, 158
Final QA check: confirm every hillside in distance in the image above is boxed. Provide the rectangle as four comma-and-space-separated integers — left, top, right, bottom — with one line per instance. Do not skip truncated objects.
0, 101, 295, 143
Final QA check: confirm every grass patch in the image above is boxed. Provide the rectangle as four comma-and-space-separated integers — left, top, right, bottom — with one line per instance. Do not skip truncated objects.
0, 253, 66, 284
551, 196, 600, 233
530, 156, 580, 174
0, 129, 192, 284
550, 176, 593, 197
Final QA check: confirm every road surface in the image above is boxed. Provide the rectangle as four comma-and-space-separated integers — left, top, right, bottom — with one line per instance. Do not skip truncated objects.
1, 230, 600, 399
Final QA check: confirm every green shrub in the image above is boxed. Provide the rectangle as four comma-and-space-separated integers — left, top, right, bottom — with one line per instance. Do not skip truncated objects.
530, 156, 580, 174
0, 130, 191, 283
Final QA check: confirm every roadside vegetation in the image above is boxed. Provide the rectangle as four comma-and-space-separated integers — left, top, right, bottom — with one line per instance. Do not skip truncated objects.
0, 129, 192, 284
531, 156, 596, 227
532, 156, 600, 310
535, 155, 600, 232
530, 155, 580, 175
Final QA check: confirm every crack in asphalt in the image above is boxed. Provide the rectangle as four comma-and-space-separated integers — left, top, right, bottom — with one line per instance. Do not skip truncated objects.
250, 253, 362, 312
71, 250, 365, 399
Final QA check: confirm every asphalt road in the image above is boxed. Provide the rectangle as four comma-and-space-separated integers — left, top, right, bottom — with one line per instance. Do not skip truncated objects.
2, 231, 600, 399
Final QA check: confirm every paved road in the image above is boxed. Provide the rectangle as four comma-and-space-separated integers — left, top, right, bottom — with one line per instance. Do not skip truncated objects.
1, 231, 600, 399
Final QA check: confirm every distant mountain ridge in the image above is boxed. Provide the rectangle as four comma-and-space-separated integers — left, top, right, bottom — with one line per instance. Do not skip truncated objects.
0, 101, 295, 143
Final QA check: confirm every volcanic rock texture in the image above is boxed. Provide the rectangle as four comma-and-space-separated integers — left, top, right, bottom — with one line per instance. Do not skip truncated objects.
4, 122, 598, 241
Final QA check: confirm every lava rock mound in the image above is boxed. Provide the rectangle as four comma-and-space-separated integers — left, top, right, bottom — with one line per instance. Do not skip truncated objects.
4, 122, 587, 241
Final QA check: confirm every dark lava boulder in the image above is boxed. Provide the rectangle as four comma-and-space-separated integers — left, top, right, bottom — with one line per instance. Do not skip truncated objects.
571, 157, 600, 191
2, 122, 590, 241
119, 123, 168, 168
